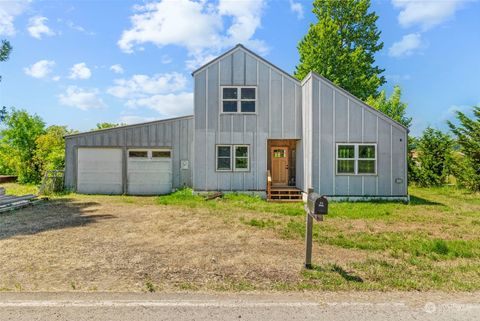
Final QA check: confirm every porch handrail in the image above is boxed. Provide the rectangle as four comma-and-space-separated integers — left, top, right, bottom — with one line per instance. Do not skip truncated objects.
267, 170, 272, 199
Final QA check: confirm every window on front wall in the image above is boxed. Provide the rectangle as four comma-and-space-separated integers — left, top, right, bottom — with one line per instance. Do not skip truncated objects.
216, 145, 249, 171
336, 144, 376, 175
221, 87, 256, 113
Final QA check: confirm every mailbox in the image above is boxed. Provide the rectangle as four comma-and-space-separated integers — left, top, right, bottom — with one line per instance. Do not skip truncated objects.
307, 193, 328, 215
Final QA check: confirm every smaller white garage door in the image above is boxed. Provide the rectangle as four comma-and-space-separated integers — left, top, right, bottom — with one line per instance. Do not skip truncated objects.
127, 149, 172, 195
77, 148, 123, 194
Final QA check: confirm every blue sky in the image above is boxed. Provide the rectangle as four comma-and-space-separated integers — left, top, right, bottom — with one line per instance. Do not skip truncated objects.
0, 0, 478, 136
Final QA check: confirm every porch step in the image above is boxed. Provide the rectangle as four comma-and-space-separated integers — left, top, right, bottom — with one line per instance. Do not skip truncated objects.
267, 187, 303, 202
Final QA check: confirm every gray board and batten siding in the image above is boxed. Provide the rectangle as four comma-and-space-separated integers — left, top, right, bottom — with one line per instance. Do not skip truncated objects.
192, 45, 303, 192
301, 72, 408, 198
64, 115, 194, 193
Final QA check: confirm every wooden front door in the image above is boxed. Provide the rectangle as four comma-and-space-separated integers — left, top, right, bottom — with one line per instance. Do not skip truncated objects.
271, 147, 289, 185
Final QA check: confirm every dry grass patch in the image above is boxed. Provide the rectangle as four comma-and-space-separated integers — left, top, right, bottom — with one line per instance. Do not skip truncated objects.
0, 184, 479, 291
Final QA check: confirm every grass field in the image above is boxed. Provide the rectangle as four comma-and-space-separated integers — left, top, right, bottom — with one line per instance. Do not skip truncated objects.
0, 183, 479, 292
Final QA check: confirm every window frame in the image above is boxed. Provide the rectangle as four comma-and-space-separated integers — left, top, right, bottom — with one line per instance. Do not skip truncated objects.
335, 143, 377, 176
233, 145, 250, 172
216, 145, 232, 171
220, 86, 257, 114
215, 144, 250, 172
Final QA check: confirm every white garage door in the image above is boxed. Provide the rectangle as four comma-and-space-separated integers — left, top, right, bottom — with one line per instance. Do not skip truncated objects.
127, 149, 172, 195
77, 148, 123, 194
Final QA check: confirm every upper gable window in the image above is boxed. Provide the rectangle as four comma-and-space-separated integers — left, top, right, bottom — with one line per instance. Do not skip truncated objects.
221, 86, 256, 113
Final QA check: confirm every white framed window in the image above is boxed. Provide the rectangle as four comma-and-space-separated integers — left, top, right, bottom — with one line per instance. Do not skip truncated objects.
216, 145, 232, 171
221, 86, 256, 113
216, 144, 250, 171
336, 143, 376, 175
234, 145, 249, 171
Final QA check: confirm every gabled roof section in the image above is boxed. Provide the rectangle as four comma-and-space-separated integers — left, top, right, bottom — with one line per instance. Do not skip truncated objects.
64, 115, 194, 138
191, 44, 301, 84
307, 71, 409, 132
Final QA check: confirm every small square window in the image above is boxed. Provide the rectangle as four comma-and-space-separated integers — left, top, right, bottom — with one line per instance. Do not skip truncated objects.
234, 146, 249, 171
223, 101, 237, 112
241, 88, 255, 99
358, 160, 375, 174
223, 88, 237, 99
337, 160, 355, 173
359, 145, 375, 158
338, 145, 355, 158
129, 151, 148, 158
152, 151, 171, 158
241, 101, 255, 113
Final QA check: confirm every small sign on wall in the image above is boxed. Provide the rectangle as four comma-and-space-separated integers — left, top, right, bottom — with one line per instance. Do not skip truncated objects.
181, 160, 189, 170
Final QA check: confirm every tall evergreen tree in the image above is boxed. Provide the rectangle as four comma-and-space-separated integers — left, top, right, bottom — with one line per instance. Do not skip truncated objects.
295, 0, 385, 100
448, 106, 480, 191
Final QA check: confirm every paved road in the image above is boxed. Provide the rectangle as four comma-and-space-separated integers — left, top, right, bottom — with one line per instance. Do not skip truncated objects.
0, 292, 479, 321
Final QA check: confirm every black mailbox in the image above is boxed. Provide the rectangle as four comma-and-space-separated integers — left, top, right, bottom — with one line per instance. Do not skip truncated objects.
307, 193, 328, 215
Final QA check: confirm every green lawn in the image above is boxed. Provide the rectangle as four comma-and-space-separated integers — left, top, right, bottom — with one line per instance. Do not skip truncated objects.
2, 182, 479, 291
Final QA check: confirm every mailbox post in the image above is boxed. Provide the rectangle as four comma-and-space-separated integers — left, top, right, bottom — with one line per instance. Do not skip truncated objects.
304, 188, 328, 269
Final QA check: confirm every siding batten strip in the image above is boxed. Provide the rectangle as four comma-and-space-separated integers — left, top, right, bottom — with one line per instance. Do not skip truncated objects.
347, 97, 350, 195
205, 70, 208, 191
255, 60, 259, 190
281, 76, 284, 138
268, 68, 271, 137
332, 88, 335, 195
376, 116, 379, 195
361, 108, 364, 195
390, 124, 393, 196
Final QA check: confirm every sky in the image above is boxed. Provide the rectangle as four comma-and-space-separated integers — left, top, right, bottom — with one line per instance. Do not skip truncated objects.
0, 0, 479, 136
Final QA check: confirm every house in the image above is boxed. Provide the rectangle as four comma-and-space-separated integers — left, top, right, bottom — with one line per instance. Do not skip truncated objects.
64, 44, 408, 201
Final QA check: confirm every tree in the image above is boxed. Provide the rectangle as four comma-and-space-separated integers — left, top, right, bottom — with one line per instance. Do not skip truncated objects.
414, 127, 454, 187
0, 40, 12, 82
448, 106, 480, 191
34, 125, 69, 176
93, 122, 124, 130
366, 85, 412, 128
0, 106, 6, 123
0, 109, 45, 183
295, 0, 385, 100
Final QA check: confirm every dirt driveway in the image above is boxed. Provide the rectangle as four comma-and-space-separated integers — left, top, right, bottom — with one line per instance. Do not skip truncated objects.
0, 196, 310, 291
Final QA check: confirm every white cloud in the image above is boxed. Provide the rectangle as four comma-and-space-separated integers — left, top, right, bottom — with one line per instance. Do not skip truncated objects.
58, 86, 106, 110
52, 75, 60, 82
27, 16, 55, 39
0, 0, 29, 36
107, 72, 187, 99
389, 33, 423, 57
118, 0, 267, 69
110, 64, 124, 74
392, 0, 466, 31
119, 115, 156, 124
23, 60, 55, 79
126, 92, 193, 118
289, 0, 304, 20
69, 62, 92, 79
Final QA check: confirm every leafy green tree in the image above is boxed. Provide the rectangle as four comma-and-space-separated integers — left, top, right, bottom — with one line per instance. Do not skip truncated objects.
295, 0, 385, 100
0, 109, 45, 183
448, 106, 480, 191
366, 85, 412, 128
34, 125, 69, 176
0, 106, 6, 123
0, 40, 12, 82
414, 127, 454, 187
93, 122, 124, 130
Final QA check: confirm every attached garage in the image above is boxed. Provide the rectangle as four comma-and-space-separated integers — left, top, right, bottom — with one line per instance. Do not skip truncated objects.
127, 149, 172, 195
77, 148, 123, 194
64, 116, 194, 195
